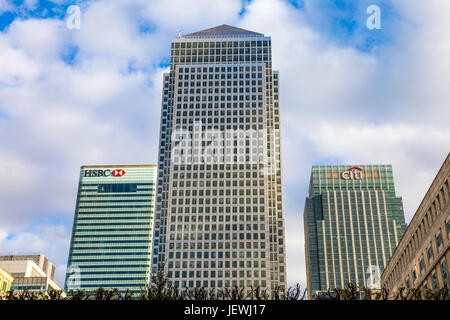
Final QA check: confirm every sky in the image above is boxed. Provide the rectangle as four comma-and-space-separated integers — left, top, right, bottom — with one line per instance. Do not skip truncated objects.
0, 0, 449, 289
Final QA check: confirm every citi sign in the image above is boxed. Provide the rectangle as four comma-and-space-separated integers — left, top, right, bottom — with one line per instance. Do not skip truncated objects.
341, 167, 364, 180
83, 169, 126, 177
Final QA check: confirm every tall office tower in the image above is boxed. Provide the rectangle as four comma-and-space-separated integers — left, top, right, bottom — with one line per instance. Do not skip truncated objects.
304, 165, 407, 298
65, 165, 157, 295
152, 25, 286, 294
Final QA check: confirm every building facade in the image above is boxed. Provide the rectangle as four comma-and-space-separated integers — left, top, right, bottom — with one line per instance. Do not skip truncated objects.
0, 265, 13, 294
65, 165, 157, 294
151, 25, 286, 294
304, 165, 407, 298
0, 254, 62, 293
381, 153, 450, 298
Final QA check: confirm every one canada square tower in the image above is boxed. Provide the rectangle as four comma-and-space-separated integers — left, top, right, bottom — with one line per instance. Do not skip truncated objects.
151, 25, 286, 295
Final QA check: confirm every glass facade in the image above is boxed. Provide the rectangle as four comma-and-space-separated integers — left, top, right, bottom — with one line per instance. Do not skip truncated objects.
304, 165, 406, 297
65, 165, 157, 295
152, 25, 286, 294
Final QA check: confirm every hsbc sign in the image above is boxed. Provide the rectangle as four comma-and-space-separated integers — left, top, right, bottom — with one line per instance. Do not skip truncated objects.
84, 169, 126, 177
341, 167, 364, 180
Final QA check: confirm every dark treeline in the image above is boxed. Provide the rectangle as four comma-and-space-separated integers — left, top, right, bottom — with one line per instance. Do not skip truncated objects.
1, 271, 448, 300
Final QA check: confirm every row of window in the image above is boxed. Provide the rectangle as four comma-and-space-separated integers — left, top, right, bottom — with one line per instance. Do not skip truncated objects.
168, 269, 267, 279
170, 223, 266, 230
167, 240, 268, 250
314, 182, 395, 189
172, 40, 271, 49
173, 163, 267, 171
168, 279, 267, 289
177, 93, 264, 102
178, 73, 264, 81
179, 66, 265, 73
173, 48, 270, 56
172, 56, 270, 64
176, 79, 268, 89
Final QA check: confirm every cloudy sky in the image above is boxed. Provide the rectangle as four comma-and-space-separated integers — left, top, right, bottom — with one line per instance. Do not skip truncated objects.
0, 0, 449, 289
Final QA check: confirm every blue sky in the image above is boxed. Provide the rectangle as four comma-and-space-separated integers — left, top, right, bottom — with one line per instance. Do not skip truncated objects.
0, 0, 449, 288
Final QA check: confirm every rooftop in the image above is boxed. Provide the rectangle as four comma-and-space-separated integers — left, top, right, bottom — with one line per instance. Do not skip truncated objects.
81, 164, 157, 169
182, 24, 264, 39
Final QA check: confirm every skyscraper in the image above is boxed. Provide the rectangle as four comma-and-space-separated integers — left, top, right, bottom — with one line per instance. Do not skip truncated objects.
152, 25, 286, 294
304, 165, 407, 298
65, 165, 156, 295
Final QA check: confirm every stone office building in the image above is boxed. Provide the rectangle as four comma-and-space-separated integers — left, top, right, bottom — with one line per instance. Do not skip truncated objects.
381, 153, 450, 297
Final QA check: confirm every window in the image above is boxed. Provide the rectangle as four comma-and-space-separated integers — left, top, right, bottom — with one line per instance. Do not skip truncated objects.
423, 281, 428, 298
432, 272, 438, 290
427, 246, 434, 262
441, 258, 448, 287
436, 232, 443, 250
447, 219, 450, 238
420, 257, 425, 274
97, 183, 138, 193
1, 280, 7, 292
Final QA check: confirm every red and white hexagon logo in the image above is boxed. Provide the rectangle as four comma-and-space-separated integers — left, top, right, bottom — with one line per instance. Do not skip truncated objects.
111, 169, 126, 177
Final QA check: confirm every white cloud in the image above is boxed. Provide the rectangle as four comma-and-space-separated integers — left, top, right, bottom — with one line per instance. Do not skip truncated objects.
0, 224, 71, 286
141, 0, 242, 30
6, 18, 67, 61
23, 0, 38, 10
0, 230, 7, 243
0, 0, 12, 13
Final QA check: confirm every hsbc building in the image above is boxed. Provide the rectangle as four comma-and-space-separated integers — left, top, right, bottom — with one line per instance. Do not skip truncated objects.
65, 164, 157, 295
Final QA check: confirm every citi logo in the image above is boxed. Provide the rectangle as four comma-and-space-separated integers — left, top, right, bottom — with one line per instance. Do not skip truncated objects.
84, 169, 126, 177
341, 167, 364, 180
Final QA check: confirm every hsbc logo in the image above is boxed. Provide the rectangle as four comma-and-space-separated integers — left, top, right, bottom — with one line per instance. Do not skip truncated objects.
111, 169, 126, 177
84, 169, 126, 177
341, 167, 364, 180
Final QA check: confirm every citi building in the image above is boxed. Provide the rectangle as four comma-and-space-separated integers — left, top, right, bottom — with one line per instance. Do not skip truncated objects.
65, 165, 156, 295
304, 165, 407, 297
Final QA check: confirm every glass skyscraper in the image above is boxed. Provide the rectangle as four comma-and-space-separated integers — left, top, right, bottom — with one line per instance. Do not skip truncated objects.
65, 165, 156, 295
152, 25, 286, 294
304, 165, 407, 298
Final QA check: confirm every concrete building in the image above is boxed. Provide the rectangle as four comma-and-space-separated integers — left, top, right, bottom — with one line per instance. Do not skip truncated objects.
65, 165, 157, 295
152, 25, 286, 294
0, 254, 63, 292
0, 265, 14, 293
304, 165, 407, 298
381, 153, 450, 297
